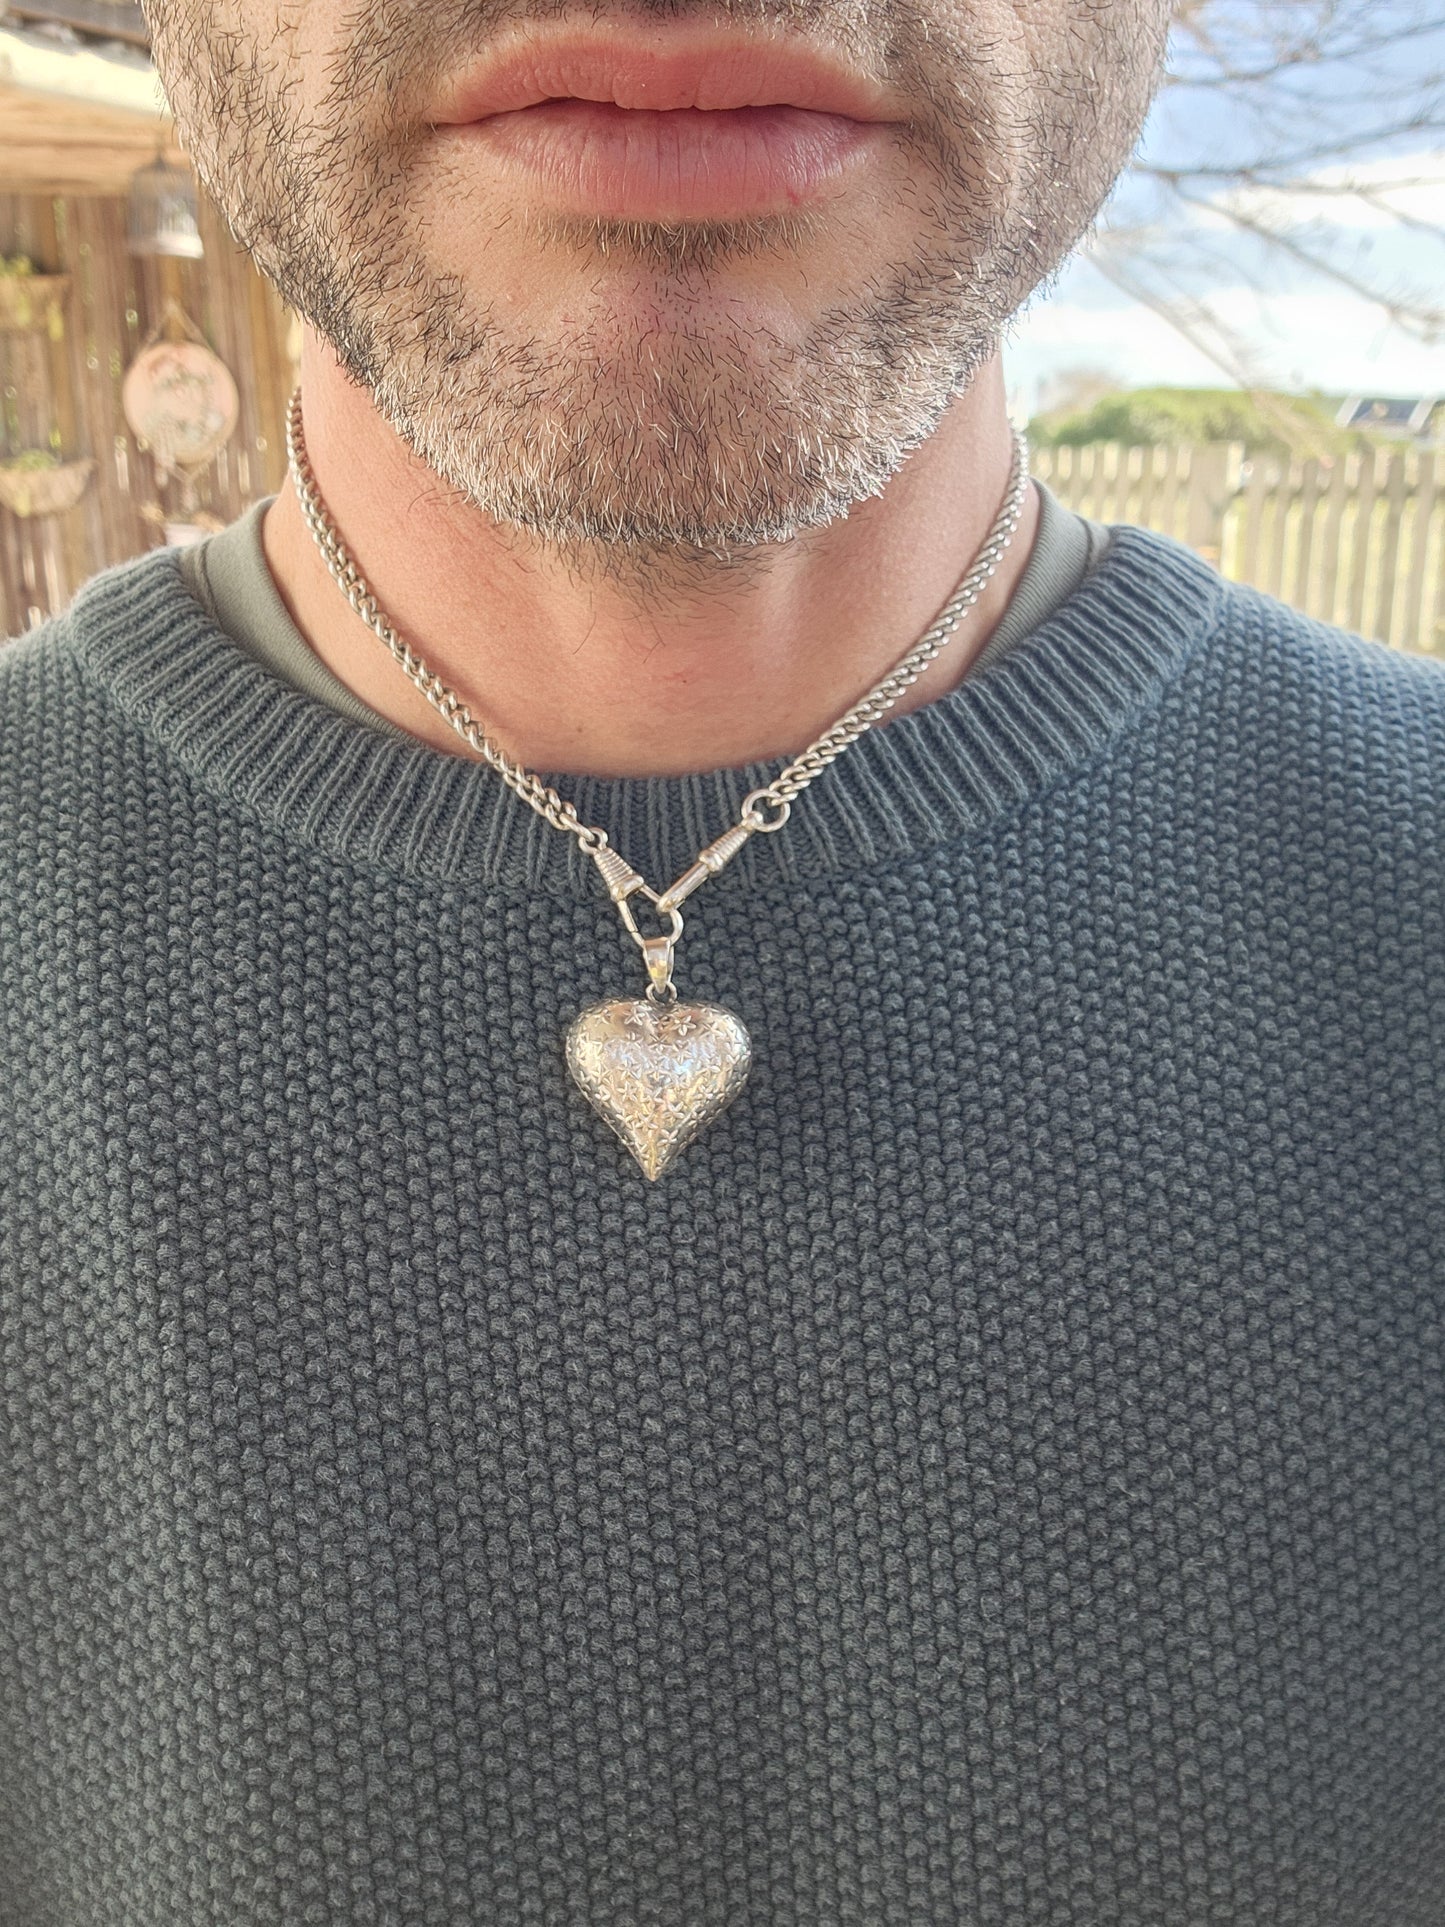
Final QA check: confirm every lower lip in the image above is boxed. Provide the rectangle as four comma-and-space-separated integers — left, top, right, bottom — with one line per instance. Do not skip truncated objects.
451, 100, 881, 220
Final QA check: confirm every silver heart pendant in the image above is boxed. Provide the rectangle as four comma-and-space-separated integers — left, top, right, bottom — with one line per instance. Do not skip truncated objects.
565, 997, 752, 1180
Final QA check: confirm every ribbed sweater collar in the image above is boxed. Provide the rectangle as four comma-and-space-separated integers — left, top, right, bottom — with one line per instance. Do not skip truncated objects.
68, 525, 1223, 900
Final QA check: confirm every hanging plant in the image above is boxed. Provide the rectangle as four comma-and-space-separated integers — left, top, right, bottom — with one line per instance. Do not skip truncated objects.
0, 259, 70, 340
0, 451, 95, 518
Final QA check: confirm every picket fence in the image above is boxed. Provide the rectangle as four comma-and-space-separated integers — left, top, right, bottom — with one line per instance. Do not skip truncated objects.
1034, 440, 1445, 660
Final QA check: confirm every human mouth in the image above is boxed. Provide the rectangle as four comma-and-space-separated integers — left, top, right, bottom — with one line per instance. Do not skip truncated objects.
430, 28, 905, 222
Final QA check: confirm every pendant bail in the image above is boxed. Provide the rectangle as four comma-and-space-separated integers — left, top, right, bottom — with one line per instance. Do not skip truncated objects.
616, 886, 685, 1000
640, 933, 676, 998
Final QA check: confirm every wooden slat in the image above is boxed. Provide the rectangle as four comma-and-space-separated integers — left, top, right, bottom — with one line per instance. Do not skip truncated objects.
1316, 453, 1354, 630
1423, 483, 1445, 659
1403, 454, 1439, 656
1347, 446, 1381, 635
1186, 447, 1233, 566
1237, 450, 1272, 584
1292, 458, 1323, 616
1049, 444, 1074, 511
1159, 442, 1185, 545
1121, 443, 1144, 527
1102, 439, 1124, 523
1079, 442, 1098, 518
0, 84, 184, 196
1373, 452, 1409, 647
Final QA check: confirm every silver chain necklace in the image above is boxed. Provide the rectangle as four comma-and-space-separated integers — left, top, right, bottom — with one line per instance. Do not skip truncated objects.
285, 389, 1031, 1179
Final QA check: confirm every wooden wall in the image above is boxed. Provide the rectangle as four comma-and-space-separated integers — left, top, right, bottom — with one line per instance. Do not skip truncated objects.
0, 186, 294, 635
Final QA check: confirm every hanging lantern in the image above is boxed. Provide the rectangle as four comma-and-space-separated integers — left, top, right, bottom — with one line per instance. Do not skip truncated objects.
127, 157, 204, 261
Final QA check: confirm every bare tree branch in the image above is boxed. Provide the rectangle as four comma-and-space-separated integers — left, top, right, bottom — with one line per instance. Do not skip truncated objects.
1167, 19, 1443, 87
1096, 0, 1445, 395
1166, 180, 1445, 339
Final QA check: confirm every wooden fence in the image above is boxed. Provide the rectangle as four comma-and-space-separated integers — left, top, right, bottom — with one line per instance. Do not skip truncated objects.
1035, 441, 1445, 660
0, 187, 294, 637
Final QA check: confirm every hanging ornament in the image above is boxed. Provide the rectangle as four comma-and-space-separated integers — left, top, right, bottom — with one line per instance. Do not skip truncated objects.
122, 300, 239, 513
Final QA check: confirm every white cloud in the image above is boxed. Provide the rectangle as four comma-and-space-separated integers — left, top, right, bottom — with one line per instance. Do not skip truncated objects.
1199, 154, 1445, 232
1005, 281, 1445, 414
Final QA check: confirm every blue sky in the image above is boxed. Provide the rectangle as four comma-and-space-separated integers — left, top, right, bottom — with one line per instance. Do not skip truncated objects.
1007, 6, 1445, 410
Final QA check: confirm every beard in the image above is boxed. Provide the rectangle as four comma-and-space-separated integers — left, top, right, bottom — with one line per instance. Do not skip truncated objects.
146, 0, 1168, 571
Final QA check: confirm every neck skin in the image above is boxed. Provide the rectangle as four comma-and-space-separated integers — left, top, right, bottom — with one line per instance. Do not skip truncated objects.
262, 330, 1039, 780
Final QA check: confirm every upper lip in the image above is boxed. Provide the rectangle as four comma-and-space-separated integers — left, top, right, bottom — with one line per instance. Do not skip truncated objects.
429, 26, 907, 125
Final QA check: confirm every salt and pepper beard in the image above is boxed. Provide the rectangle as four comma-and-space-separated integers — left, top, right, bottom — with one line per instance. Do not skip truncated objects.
144, 0, 1169, 579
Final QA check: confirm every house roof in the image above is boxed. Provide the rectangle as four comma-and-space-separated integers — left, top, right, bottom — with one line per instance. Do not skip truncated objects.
1336, 396, 1442, 435
0, 0, 183, 193
5, 0, 147, 51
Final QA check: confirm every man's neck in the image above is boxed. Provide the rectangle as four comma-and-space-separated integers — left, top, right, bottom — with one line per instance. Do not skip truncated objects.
261, 334, 1040, 780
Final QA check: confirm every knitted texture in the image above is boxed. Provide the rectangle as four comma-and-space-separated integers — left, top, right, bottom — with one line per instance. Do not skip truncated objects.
2, 527, 1444, 1925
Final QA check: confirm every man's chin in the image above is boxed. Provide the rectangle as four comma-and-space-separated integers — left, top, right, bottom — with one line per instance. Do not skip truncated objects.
379, 413, 881, 574
361, 350, 890, 549
434, 465, 861, 562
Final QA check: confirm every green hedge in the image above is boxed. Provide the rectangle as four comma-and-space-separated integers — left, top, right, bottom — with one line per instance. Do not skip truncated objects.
1027, 386, 1362, 456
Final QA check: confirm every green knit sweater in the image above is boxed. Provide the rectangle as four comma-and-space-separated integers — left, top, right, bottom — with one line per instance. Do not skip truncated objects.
2, 525, 1444, 1925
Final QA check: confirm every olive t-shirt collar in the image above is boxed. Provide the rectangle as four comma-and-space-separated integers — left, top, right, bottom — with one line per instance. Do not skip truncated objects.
176, 481, 1110, 748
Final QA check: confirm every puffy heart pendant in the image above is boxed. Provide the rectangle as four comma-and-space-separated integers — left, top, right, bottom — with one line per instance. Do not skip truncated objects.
565, 997, 752, 1180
